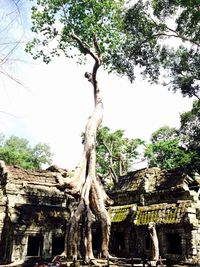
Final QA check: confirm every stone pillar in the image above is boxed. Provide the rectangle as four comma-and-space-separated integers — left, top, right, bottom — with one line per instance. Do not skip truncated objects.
196, 227, 200, 259
11, 234, 28, 262
190, 229, 198, 257
21, 234, 28, 261
11, 235, 20, 262
42, 231, 52, 259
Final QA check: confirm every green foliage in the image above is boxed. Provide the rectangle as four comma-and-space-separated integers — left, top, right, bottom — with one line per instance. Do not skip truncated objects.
112, 0, 200, 98
26, 0, 125, 67
180, 100, 200, 148
145, 103, 200, 173
0, 134, 53, 169
145, 126, 194, 170
179, 100, 200, 172
150, 126, 178, 143
96, 126, 144, 181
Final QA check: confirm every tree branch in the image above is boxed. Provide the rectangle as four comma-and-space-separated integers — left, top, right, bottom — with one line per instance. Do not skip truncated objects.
60, 2, 101, 96
70, 32, 101, 106
0, 68, 24, 87
0, 35, 23, 65
70, 33, 100, 64
165, 26, 200, 47
0, 110, 18, 118
145, 12, 200, 47
102, 140, 118, 183
93, 33, 101, 58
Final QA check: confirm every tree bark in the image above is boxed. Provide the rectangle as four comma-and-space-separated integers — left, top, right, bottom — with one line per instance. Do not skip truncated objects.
57, 36, 112, 261
148, 222, 159, 265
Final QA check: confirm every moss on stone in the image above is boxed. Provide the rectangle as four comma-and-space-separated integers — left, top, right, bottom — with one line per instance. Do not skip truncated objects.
135, 202, 191, 226
109, 204, 136, 223
109, 201, 192, 225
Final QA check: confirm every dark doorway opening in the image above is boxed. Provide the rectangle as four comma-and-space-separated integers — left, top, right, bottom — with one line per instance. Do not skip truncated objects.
92, 228, 102, 257
166, 233, 182, 254
145, 235, 151, 250
27, 235, 43, 256
111, 231, 125, 256
52, 235, 65, 256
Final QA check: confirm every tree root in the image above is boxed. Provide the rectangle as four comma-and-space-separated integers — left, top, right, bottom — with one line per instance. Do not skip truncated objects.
52, 252, 67, 262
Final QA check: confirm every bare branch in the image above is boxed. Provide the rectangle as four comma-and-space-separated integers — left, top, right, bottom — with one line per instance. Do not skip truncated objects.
0, 35, 24, 65
193, 92, 200, 100
0, 0, 26, 88
0, 110, 18, 118
0, 68, 24, 87
132, 157, 147, 165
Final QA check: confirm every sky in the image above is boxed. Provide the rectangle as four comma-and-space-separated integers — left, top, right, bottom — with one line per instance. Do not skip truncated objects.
0, 1, 195, 170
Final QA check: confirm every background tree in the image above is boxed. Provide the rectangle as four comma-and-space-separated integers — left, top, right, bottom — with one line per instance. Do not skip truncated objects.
0, 134, 53, 169
26, 0, 125, 261
145, 126, 194, 170
179, 100, 200, 173
96, 126, 144, 185
112, 0, 200, 99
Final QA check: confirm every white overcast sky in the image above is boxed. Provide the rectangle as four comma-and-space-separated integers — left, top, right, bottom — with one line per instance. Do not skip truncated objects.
0, 1, 194, 169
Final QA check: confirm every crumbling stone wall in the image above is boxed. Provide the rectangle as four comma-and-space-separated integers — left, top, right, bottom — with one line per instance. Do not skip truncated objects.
0, 161, 71, 264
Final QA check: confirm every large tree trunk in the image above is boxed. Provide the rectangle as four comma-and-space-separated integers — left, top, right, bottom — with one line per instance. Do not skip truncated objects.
57, 42, 112, 261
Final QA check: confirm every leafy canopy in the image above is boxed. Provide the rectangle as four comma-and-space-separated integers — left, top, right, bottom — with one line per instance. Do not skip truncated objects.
145, 126, 194, 170
26, 0, 125, 67
179, 100, 200, 173
113, 0, 200, 98
0, 134, 53, 169
180, 100, 200, 150
96, 126, 144, 183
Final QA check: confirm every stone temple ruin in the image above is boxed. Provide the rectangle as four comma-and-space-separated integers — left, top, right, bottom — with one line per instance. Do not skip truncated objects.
109, 167, 200, 265
0, 160, 200, 265
0, 161, 69, 264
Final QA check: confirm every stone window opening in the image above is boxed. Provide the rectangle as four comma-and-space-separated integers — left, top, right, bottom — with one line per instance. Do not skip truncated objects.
27, 235, 43, 257
166, 233, 182, 255
52, 235, 65, 256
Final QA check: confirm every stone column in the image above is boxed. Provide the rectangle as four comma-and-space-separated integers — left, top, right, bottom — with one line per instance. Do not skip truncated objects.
42, 231, 52, 259
21, 234, 28, 261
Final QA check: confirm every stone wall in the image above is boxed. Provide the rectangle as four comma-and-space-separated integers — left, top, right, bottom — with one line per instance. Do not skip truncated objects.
0, 162, 70, 264
1, 162, 200, 265
108, 167, 200, 264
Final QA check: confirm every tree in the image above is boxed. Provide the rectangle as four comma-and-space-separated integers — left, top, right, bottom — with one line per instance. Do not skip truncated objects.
96, 126, 144, 185
148, 222, 159, 266
26, 0, 125, 261
0, 134, 53, 169
145, 126, 194, 170
0, 0, 25, 84
150, 126, 178, 143
179, 100, 200, 173
112, 0, 200, 99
